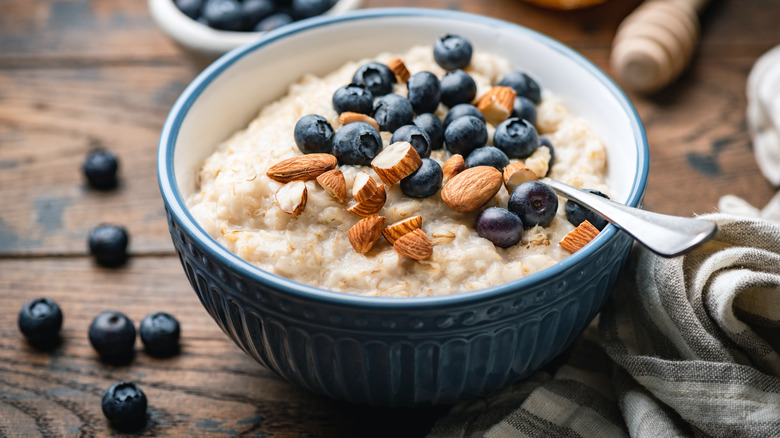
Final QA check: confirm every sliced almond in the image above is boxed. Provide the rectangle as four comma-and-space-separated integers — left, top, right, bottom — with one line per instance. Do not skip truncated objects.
352, 171, 381, 203
477, 86, 517, 126
266, 153, 337, 183
348, 215, 386, 253
387, 57, 411, 82
442, 154, 466, 181
316, 168, 346, 203
346, 185, 386, 217
440, 166, 503, 212
339, 111, 380, 131
393, 228, 433, 260
371, 141, 422, 186
382, 215, 423, 244
503, 161, 539, 192
274, 181, 307, 216
559, 220, 600, 253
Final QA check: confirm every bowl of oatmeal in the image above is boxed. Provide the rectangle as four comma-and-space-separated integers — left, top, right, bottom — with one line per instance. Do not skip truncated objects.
158, 8, 648, 406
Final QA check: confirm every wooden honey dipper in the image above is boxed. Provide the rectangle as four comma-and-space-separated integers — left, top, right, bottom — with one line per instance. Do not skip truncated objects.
610, 0, 712, 94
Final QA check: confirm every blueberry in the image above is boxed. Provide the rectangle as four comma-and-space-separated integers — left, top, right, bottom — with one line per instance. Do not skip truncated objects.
508, 181, 558, 228
373, 94, 414, 133
476, 207, 523, 248
102, 382, 147, 431
433, 34, 473, 71
89, 311, 136, 363
253, 12, 292, 31
83, 149, 119, 190
413, 113, 444, 150
332, 84, 373, 115
465, 146, 509, 171
175, 0, 203, 19
443, 103, 484, 129
539, 135, 555, 168
444, 115, 487, 156
400, 158, 443, 198
290, 0, 330, 19
498, 71, 542, 104
17, 298, 63, 347
440, 70, 477, 108
332, 122, 382, 166
140, 312, 181, 357
202, 0, 243, 31
293, 114, 334, 154
88, 224, 129, 268
512, 96, 537, 126
352, 62, 396, 97
565, 189, 610, 231
493, 117, 539, 159
240, 0, 274, 29
407, 71, 441, 114
391, 124, 431, 158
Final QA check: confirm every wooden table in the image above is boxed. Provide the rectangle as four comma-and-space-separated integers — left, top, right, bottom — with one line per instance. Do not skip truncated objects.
1, 0, 778, 436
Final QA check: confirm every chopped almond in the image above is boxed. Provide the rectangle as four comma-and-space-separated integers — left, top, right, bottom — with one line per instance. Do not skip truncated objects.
559, 220, 600, 253
382, 215, 423, 244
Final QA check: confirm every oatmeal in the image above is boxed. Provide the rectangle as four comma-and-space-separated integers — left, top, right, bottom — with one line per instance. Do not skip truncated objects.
187, 45, 610, 297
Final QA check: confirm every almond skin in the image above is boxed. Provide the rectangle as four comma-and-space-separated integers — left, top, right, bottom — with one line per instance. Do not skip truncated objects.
371, 141, 422, 186
441, 154, 466, 181
382, 215, 423, 244
503, 161, 538, 193
266, 154, 337, 183
274, 181, 307, 216
348, 215, 386, 253
339, 112, 380, 131
441, 166, 503, 212
559, 220, 600, 253
346, 185, 386, 217
387, 57, 411, 82
393, 228, 433, 260
477, 86, 516, 126
316, 168, 346, 203
352, 171, 381, 203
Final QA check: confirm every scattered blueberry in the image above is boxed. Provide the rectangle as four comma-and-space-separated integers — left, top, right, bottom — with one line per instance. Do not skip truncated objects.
493, 117, 539, 159
565, 189, 610, 231
293, 114, 334, 154
498, 71, 542, 104
508, 181, 558, 228
373, 94, 414, 132
476, 207, 523, 248
433, 34, 473, 71
240, 0, 275, 29
391, 124, 431, 158
102, 382, 147, 431
83, 149, 119, 190
465, 146, 509, 171
253, 12, 293, 32
400, 158, 443, 198
332, 122, 382, 166
17, 298, 63, 348
539, 135, 555, 168
352, 62, 396, 97
175, 0, 203, 20
88, 224, 129, 268
332, 84, 373, 115
414, 113, 444, 150
406, 71, 441, 114
88, 311, 136, 363
443, 103, 485, 129
512, 96, 537, 126
290, 0, 330, 20
444, 115, 487, 156
440, 69, 477, 108
139, 312, 181, 357
202, 0, 243, 31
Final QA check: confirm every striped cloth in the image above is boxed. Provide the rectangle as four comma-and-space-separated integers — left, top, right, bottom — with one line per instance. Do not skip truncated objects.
428, 213, 780, 438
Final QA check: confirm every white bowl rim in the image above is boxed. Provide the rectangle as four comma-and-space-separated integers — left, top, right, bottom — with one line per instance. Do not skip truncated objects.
158, 7, 649, 309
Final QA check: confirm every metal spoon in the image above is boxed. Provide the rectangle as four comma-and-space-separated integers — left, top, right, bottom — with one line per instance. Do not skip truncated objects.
540, 178, 718, 257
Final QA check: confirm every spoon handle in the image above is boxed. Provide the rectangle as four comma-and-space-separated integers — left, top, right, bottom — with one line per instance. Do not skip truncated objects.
540, 178, 717, 257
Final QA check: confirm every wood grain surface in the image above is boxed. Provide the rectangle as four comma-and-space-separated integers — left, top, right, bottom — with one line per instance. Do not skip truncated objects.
2, 0, 779, 436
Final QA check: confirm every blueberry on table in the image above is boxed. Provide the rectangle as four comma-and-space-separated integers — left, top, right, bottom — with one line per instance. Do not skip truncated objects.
400, 158, 443, 198
508, 181, 558, 228
443, 103, 485, 129
294, 114, 334, 154
413, 113, 444, 150
332, 84, 373, 115
291, 0, 331, 20
17, 298, 63, 348
539, 135, 555, 168
89, 311, 136, 363
498, 70, 542, 104
493, 117, 539, 159
253, 12, 293, 32
407, 71, 441, 114
240, 0, 275, 30
465, 146, 509, 171
202, 0, 244, 31
332, 122, 382, 166
175, 0, 203, 20
444, 115, 487, 157
391, 124, 431, 158
352, 62, 396, 97
83, 149, 119, 190
440, 69, 477, 108
88, 224, 129, 268
512, 95, 537, 126
476, 207, 523, 248
433, 34, 473, 71
102, 382, 147, 431
140, 312, 181, 357
565, 189, 610, 231
373, 94, 414, 133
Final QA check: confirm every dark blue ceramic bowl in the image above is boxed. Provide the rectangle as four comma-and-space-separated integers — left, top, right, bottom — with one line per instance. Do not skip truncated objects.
158, 8, 648, 407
